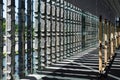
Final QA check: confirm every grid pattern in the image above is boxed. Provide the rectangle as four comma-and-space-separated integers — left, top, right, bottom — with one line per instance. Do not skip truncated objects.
0, 0, 98, 79
33, 0, 98, 70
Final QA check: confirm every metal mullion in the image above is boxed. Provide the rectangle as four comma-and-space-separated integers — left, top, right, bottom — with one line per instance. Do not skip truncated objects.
92, 17, 94, 43
34, 0, 41, 72
71, 7, 73, 53
56, 0, 60, 61
0, 1, 3, 79
90, 15, 92, 47
69, 6, 72, 55
82, 11, 85, 50
73, 8, 75, 54
76, 10, 78, 53
79, 11, 81, 52
59, 0, 62, 61
67, 3, 70, 57
91, 17, 94, 44
78, 10, 81, 52
40, 1, 44, 68
89, 15, 91, 47
64, 1, 67, 58
89, 16, 91, 47
86, 15, 90, 49
63, 0, 65, 59
76, 10, 78, 54
39, 0, 42, 70
64, 1, 66, 58
75, 8, 77, 54
79, 14, 81, 52
6, 0, 15, 79
74, 7, 76, 54
66, 2, 69, 57
87, 15, 89, 47
94, 17, 97, 44
93, 18, 96, 45
60, 0, 64, 60
85, 15, 87, 49
44, 0, 48, 66
96, 18, 98, 44
80, 12, 82, 52
78, 11, 80, 52
74, 8, 76, 52
54, 0, 57, 62
50, 0, 56, 63
18, 0, 26, 77
40, 0, 46, 68
96, 19, 99, 44
69, 4, 72, 56
92, 17, 95, 45
71, 7, 74, 55
69, 3, 72, 56
74, 7, 76, 53
71, 7, 73, 55
27, 0, 32, 73
46, 0, 51, 66
68, 3, 71, 57
50, 0, 53, 64
95, 18, 98, 42
88, 15, 90, 47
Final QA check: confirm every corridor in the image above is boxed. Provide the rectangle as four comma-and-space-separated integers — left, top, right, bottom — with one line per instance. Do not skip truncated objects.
0, 0, 120, 80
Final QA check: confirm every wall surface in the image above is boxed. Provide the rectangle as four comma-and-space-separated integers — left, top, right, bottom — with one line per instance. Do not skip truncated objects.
65, 0, 115, 22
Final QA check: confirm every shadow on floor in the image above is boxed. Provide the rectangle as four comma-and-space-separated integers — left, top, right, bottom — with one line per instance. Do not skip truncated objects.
24, 48, 120, 80
38, 49, 100, 80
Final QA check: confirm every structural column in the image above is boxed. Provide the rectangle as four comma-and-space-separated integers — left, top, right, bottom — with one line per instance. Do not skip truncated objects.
115, 25, 118, 48
18, 0, 26, 78
99, 16, 103, 72
118, 19, 120, 46
110, 24, 114, 57
104, 19, 108, 65
27, 0, 32, 73
113, 25, 115, 53
117, 27, 119, 47
108, 21, 111, 59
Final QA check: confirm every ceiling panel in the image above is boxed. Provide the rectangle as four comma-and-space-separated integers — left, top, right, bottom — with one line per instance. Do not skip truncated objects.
103, 0, 120, 16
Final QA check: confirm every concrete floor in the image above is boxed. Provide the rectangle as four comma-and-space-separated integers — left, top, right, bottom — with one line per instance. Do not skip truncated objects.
22, 48, 120, 80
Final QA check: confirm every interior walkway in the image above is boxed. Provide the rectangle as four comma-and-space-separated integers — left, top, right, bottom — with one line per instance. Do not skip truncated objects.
1, 0, 120, 80
22, 48, 120, 80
